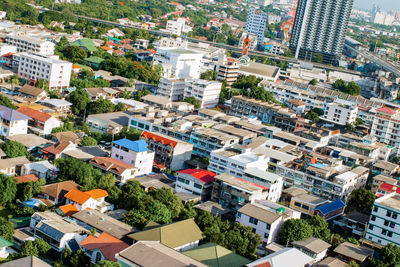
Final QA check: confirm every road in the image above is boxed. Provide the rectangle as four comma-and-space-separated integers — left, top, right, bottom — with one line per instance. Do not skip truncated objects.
43, 10, 367, 77
344, 43, 400, 77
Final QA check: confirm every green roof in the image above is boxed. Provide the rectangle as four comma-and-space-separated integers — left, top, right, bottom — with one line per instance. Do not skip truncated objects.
128, 219, 203, 249
85, 56, 104, 64
71, 38, 97, 52
0, 236, 13, 248
10, 216, 31, 228
108, 37, 121, 42
182, 243, 251, 267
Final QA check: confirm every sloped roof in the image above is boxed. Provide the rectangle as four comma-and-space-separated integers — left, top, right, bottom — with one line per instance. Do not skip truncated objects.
0, 236, 12, 248
376, 107, 396, 115
0, 105, 31, 121
17, 106, 53, 122
14, 174, 39, 184
71, 38, 97, 52
177, 169, 216, 183
113, 138, 149, 152
80, 232, 129, 262
85, 189, 108, 199
333, 242, 374, 262
59, 204, 79, 217
182, 242, 251, 267
141, 131, 178, 148
0, 156, 30, 170
246, 248, 314, 267
238, 204, 282, 224
292, 237, 331, 254
128, 219, 203, 249
85, 56, 104, 64
64, 188, 91, 205
41, 141, 72, 155
89, 157, 136, 175
314, 200, 346, 215
52, 131, 80, 144
1, 256, 51, 267
40, 180, 79, 200
19, 84, 46, 97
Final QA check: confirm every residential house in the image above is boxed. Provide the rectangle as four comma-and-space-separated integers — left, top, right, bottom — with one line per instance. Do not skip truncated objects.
140, 131, 193, 171
135, 174, 175, 191
333, 211, 370, 238
111, 139, 154, 176
115, 241, 207, 267
0, 156, 30, 176
18, 84, 48, 101
51, 131, 81, 144
211, 173, 269, 211
17, 106, 61, 135
313, 200, 347, 220
80, 232, 130, 263
372, 174, 398, 193
64, 188, 114, 213
89, 157, 137, 184
289, 193, 328, 218
1, 256, 51, 267
141, 94, 172, 109
13, 174, 39, 184
86, 111, 131, 135
372, 160, 400, 177
128, 219, 203, 252
62, 146, 108, 161
194, 201, 232, 218
21, 160, 58, 180
84, 56, 104, 68
246, 248, 314, 267
39, 181, 80, 205
292, 237, 331, 262
7, 134, 54, 153
72, 209, 136, 240
30, 211, 89, 252
0, 237, 13, 258
41, 141, 77, 160
85, 87, 119, 100
70, 39, 98, 53
236, 200, 301, 244
176, 169, 216, 201
182, 243, 251, 267
0, 105, 30, 136
333, 242, 374, 264
40, 99, 72, 115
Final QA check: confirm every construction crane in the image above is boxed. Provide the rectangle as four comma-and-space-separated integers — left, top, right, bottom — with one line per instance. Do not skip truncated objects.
241, 35, 250, 56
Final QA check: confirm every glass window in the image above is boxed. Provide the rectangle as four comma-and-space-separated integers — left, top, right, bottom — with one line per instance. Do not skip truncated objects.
373, 207, 378, 212
393, 214, 398, 220
382, 229, 387, 235
384, 220, 389, 226
266, 224, 271, 230
249, 217, 258, 225
388, 232, 393, 237
194, 183, 202, 189
371, 216, 376, 221
390, 223, 395, 228
369, 224, 374, 230
178, 178, 185, 183
387, 211, 392, 217
264, 233, 269, 239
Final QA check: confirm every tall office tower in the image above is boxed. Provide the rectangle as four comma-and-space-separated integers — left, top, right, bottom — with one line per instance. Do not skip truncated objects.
289, 0, 353, 65
245, 7, 267, 47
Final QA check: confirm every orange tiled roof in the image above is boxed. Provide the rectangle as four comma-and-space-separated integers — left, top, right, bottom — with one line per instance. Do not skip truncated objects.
17, 106, 53, 122
14, 174, 39, 184
101, 46, 113, 51
64, 188, 91, 205
85, 189, 108, 199
59, 204, 79, 216
80, 232, 129, 262
141, 131, 177, 148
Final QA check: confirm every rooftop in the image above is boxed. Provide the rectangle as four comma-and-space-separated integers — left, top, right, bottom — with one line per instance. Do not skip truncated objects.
113, 138, 149, 152
238, 203, 283, 224
89, 157, 136, 175
215, 173, 268, 192
292, 237, 331, 254
194, 201, 231, 217
333, 242, 373, 262
292, 193, 329, 206
177, 169, 216, 183
378, 193, 400, 210
0, 156, 30, 170
247, 247, 313, 267
244, 168, 282, 183
80, 232, 129, 262
7, 134, 53, 148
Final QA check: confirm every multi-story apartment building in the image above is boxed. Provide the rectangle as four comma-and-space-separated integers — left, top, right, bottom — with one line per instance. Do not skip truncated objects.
276, 157, 369, 201
184, 79, 222, 108
190, 128, 239, 157
366, 192, 400, 247
157, 77, 186, 101
18, 53, 72, 90
111, 138, 155, 176
154, 37, 188, 49
236, 200, 301, 244
166, 18, 192, 36
322, 100, 358, 126
176, 169, 216, 201
217, 57, 239, 87
211, 173, 269, 211
371, 107, 400, 152
289, 0, 353, 64
245, 8, 267, 45
0, 105, 30, 137
0, 44, 16, 56
140, 131, 193, 171
153, 48, 203, 79
6, 35, 55, 56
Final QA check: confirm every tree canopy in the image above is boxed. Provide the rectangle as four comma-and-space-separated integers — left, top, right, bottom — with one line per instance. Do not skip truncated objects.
81, 136, 98, 146
183, 97, 201, 109
0, 174, 17, 205
0, 140, 28, 158
68, 88, 91, 116
332, 79, 361, 96
0, 217, 15, 242
347, 188, 376, 214
278, 218, 313, 245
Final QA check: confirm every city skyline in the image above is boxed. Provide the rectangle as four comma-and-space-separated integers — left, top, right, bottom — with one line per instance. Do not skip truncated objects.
354, 0, 400, 12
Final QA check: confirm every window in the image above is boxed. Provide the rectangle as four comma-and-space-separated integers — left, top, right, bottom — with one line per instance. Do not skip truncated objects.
178, 178, 185, 183
390, 223, 395, 228
388, 232, 393, 237
264, 233, 269, 239
371, 216, 376, 221
237, 212, 241, 218
266, 223, 271, 230
251, 228, 256, 233
369, 224, 374, 230
249, 217, 258, 225
384, 220, 389, 226
193, 183, 202, 189
393, 214, 398, 220
373, 207, 378, 212
387, 211, 392, 217
382, 229, 387, 235
294, 202, 301, 208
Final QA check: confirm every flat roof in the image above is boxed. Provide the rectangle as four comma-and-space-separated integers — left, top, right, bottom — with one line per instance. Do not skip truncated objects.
244, 167, 281, 183
239, 62, 280, 78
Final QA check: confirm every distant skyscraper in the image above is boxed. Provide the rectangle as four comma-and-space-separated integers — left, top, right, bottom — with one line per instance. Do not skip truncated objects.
289, 0, 354, 65
245, 7, 267, 47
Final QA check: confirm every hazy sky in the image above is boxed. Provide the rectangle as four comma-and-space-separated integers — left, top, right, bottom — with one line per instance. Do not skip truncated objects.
354, 0, 400, 12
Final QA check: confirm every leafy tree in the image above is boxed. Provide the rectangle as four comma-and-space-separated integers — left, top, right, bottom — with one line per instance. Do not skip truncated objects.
308, 215, 331, 241
0, 95, 17, 109
21, 240, 39, 257
348, 188, 376, 214
120, 90, 133, 99
55, 158, 99, 190
36, 79, 49, 91
149, 187, 184, 220
134, 89, 151, 102
17, 181, 41, 202
68, 88, 91, 116
61, 248, 91, 267
332, 79, 361, 96
0, 217, 14, 241
346, 237, 360, 246
115, 102, 127, 112
116, 127, 142, 141
312, 53, 323, 63
64, 46, 87, 61
87, 99, 115, 115
305, 111, 320, 122
8, 75, 19, 86
81, 136, 98, 146
200, 70, 217, 81
278, 219, 313, 245
0, 175, 17, 205
93, 261, 121, 267
0, 140, 28, 158
309, 79, 318, 85
347, 260, 359, 267
179, 201, 197, 220
380, 243, 400, 267
183, 96, 201, 109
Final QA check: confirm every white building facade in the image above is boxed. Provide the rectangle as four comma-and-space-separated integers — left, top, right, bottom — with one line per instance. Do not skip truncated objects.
322, 100, 358, 126
245, 8, 267, 45
6, 35, 55, 56
157, 77, 186, 101
184, 79, 222, 108
166, 18, 192, 36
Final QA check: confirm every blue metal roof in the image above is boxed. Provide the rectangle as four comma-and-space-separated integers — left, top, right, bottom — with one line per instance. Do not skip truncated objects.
314, 200, 346, 215
113, 138, 149, 152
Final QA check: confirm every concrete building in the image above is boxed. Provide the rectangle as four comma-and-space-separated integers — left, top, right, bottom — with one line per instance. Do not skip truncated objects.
0, 105, 30, 137
89, 157, 137, 184
184, 79, 222, 108
111, 138, 154, 177
176, 169, 216, 201
217, 57, 239, 87
18, 53, 72, 90
154, 37, 188, 49
153, 48, 202, 79
166, 18, 193, 36
245, 7, 267, 45
0, 44, 16, 56
366, 192, 400, 247
157, 77, 186, 101
236, 200, 301, 244
238, 33, 258, 51
321, 99, 358, 126
86, 111, 130, 135
6, 35, 55, 56
17, 106, 61, 135
190, 128, 239, 158
371, 107, 400, 152
292, 237, 331, 262
289, 0, 353, 64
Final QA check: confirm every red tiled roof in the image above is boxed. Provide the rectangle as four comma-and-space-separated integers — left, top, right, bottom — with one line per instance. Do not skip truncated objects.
14, 174, 39, 184
17, 106, 53, 122
101, 46, 113, 51
80, 232, 129, 262
287, 99, 306, 106
64, 188, 91, 205
40, 181, 80, 200
178, 169, 216, 183
59, 204, 79, 216
378, 183, 400, 194
89, 157, 136, 175
376, 107, 397, 115
235, 176, 269, 190
141, 131, 177, 148
41, 141, 71, 155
